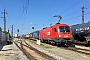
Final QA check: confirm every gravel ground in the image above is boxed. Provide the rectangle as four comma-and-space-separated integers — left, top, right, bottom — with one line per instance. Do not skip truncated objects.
26, 40, 90, 60
0, 42, 28, 60
0, 39, 90, 60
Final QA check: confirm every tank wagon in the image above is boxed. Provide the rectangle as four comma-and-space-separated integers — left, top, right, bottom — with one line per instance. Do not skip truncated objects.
71, 22, 90, 46
39, 23, 74, 46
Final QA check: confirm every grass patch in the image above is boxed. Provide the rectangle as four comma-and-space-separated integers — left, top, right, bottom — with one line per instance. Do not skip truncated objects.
7, 40, 12, 45
4, 54, 10, 56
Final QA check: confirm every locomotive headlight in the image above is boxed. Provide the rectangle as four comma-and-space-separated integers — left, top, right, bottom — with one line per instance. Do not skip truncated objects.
65, 36, 68, 37
59, 35, 61, 37
71, 35, 73, 37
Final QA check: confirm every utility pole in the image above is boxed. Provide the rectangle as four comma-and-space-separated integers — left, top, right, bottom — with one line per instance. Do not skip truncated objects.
17, 29, 19, 37
1, 9, 8, 32
81, 6, 87, 24
12, 25, 13, 37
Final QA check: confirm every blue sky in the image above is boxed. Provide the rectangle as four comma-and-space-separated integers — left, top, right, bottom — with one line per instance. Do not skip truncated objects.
0, 0, 90, 35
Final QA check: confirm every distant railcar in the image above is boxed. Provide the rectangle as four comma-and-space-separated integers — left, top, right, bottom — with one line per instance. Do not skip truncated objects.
39, 23, 74, 46
21, 35, 25, 38
71, 22, 90, 46
30, 32, 33, 40
30, 31, 39, 40
25, 34, 30, 39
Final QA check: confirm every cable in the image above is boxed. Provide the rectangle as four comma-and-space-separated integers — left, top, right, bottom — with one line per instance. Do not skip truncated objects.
63, 10, 81, 17
0, 0, 5, 9
15, 0, 30, 35
35, 10, 80, 30
31, 10, 81, 30
63, 12, 90, 22
35, 0, 83, 30
35, 18, 54, 30
64, 15, 82, 22
60, 0, 83, 14
15, 0, 30, 27
21, 0, 30, 33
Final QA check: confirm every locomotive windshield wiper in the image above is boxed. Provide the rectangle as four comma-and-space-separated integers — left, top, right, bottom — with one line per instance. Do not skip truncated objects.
63, 30, 66, 33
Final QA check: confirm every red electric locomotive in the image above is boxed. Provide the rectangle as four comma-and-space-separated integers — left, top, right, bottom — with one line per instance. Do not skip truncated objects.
40, 23, 74, 46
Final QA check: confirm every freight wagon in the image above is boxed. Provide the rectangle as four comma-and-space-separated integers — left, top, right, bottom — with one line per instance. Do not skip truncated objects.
71, 22, 90, 46
30, 31, 39, 40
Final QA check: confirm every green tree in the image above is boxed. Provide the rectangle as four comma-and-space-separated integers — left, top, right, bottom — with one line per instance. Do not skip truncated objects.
0, 27, 2, 31
4, 31, 9, 35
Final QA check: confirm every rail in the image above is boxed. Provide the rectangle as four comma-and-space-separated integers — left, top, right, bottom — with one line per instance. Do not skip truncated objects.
13, 40, 56, 60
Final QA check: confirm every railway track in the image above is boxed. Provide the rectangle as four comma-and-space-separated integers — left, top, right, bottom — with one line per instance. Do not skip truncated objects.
13, 41, 36, 60
32, 39, 90, 56
13, 39, 56, 60
43, 43, 90, 55
66, 46, 90, 55
53, 44, 90, 55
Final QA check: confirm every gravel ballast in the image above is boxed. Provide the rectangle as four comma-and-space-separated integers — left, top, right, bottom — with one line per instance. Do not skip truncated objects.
0, 39, 90, 60
26, 40, 90, 60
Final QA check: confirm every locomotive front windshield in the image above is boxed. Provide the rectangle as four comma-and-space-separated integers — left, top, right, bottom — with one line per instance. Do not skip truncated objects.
59, 26, 70, 32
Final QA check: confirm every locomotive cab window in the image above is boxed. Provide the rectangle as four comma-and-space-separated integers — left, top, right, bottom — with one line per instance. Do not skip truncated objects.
59, 26, 70, 32
54, 28, 57, 32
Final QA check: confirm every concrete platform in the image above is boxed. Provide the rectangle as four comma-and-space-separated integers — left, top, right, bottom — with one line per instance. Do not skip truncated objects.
0, 42, 28, 60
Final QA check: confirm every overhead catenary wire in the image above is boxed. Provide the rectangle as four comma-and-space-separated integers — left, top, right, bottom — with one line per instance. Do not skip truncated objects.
60, 0, 83, 14
35, 11, 90, 31
0, 0, 6, 31
15, 0, 30, 28
13, 0, 89, 35
18, 0, 30, 33
35, 10, 81, 30
35, 0, 84, 30
0, 0, 5, 9
63, 11, 90, 22
63, 10, 81, 17
35, 11, 82, 30
35, 18, 54, 30
0, 0, 14, 34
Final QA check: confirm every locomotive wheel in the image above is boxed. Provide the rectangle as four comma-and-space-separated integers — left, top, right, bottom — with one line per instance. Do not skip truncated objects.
50, 41, 56, 46
47, 40, 51, 44
65, 42, 75, 47
85, 41, 90, 47
41, 39, 45, 43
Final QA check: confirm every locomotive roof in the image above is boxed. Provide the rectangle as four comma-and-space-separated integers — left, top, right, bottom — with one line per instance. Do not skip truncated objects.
42, 23, 69, 29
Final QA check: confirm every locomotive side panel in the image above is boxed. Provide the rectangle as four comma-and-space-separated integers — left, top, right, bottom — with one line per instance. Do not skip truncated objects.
40, 26, 58, 39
